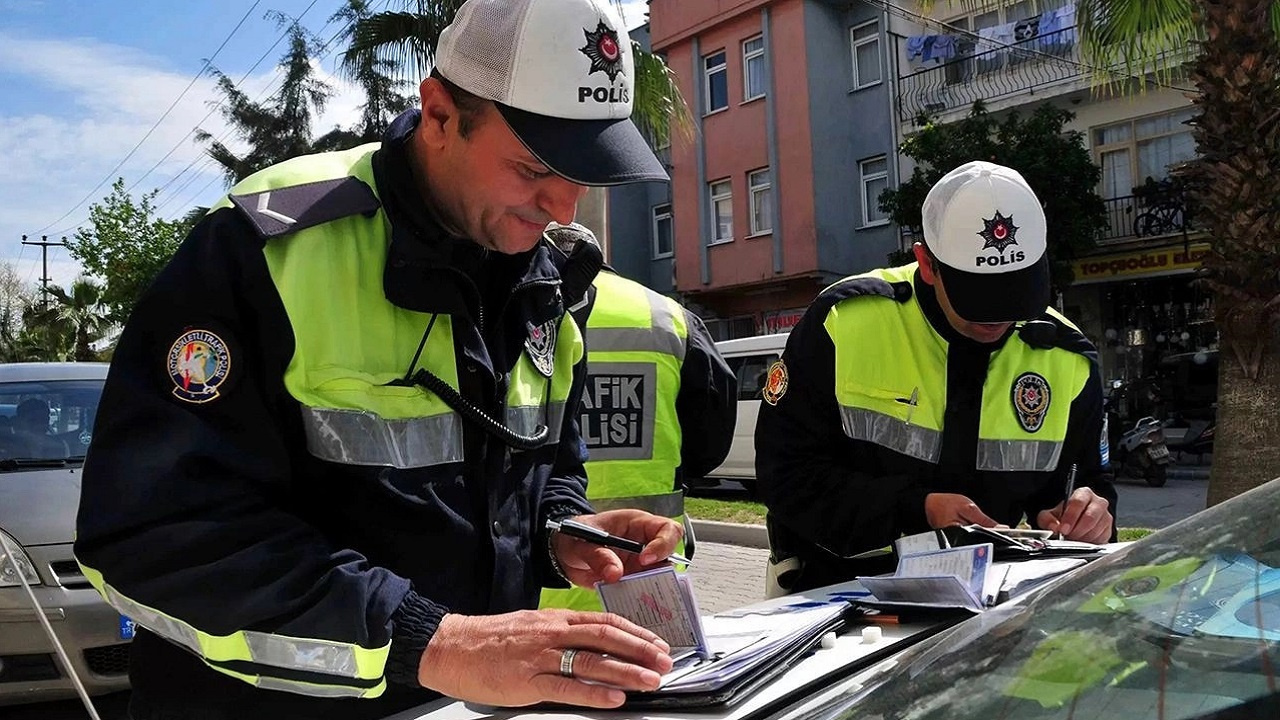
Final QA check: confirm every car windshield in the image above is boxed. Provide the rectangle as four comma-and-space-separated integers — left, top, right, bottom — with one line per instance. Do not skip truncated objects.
0, 379, 104, 463
804, 480, 1280, 720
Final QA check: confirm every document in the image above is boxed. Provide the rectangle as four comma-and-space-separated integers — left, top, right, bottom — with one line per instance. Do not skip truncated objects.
597, 566, 709, 659
599, 569, 846, 703
859, 544, 996, 612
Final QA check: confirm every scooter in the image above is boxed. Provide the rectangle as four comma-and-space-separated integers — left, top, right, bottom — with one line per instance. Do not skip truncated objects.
1163, 404, 1216, 464
1105, 380, 1172, 487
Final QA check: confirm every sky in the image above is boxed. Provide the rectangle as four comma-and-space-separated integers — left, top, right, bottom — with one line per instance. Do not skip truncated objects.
0, 0, 650, 293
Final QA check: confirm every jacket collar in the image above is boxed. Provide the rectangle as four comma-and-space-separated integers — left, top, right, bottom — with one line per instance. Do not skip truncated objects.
373, 109, 563, 327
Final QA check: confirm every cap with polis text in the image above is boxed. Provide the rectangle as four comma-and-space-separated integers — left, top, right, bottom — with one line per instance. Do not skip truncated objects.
434, 0, 667, 186
922, 161, 1050, 323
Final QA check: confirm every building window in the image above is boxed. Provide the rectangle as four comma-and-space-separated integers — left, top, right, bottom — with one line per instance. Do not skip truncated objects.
652, 204, 673, 259
743, 36, 766, 101
748, 168, 772, 235
1093, 107, 1197, 199
860, 156, 890, 226
850, 21, 882, 89
709, 180, 733, 243
704, 51, 728, 113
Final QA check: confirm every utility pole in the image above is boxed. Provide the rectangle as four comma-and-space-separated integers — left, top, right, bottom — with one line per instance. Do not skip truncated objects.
21, 235, 66, 310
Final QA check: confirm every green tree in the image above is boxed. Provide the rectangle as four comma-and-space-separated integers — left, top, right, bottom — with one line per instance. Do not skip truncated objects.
45, 279, 112, 362
1065, 0, 1280, 504
65, 178, 188, 324
16, 298, 72, 362
878, 102, 1106, 288
312, 0, 416, 153
196, 15, 334, 184
340, 0, 692, 148
0, 263, 35, 362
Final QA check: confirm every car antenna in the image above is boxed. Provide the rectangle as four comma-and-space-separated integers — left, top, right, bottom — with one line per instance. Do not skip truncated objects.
0, 532, 103, 720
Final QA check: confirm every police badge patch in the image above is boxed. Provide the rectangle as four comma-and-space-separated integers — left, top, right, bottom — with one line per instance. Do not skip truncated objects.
761, 360, 789, 406
1011, 371, 1050, 432
167, 329, 231, 404
525, 320, 557, 378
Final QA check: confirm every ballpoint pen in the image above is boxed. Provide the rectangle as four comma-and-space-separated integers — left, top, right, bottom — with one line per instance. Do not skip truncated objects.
546, 517, 693, 566
1053, 463, 1078, 540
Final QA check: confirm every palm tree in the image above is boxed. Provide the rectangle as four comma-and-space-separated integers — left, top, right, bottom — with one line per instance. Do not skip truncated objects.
339, 0, 692, 148
1061, 0, 1280, 504
196, 15, 334, 185
45, 279, 112, 362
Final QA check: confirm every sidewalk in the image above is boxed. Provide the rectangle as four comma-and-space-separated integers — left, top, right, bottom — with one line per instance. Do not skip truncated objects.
686, 520, 770, 614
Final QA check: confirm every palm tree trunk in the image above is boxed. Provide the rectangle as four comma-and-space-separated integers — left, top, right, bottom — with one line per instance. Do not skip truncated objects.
1209, 331, 1280, 505
1187, 0, 1280, 504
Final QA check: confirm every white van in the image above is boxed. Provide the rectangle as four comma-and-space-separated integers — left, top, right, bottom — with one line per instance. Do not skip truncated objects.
702, 332, 789, 494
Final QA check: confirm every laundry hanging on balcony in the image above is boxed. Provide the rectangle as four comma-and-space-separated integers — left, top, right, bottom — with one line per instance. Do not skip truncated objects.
1014, 15, 1041, 43
975, 23, 1015, 60
905, 34, 959, 68
1037, 3, 1077, 47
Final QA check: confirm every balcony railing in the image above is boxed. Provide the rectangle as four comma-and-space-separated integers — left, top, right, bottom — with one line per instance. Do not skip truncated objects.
1102, 192, 1195, 243
897, 27, 1085, 122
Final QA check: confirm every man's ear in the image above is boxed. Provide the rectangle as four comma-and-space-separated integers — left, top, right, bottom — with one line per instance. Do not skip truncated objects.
418, 77, 454, 146
913, 242, 938, 285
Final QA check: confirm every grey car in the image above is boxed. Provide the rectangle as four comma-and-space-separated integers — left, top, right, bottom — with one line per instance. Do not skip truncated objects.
0, 362, 129, 706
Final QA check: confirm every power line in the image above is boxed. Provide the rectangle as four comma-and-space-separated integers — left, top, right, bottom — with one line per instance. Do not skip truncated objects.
37, 0, 343, 286
31, 1, 266, 236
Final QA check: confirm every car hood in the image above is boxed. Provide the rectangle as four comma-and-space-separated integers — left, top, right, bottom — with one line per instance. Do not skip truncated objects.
0, 466, 80, 546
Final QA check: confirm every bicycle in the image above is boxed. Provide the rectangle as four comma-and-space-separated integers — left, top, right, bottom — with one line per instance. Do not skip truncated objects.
1132, 178, 1191, 237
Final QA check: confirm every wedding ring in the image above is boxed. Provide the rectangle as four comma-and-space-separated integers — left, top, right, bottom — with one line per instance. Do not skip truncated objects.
559, 648, 579, 678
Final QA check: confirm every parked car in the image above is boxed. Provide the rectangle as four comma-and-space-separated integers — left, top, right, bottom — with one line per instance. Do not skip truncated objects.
699, 333, 789, 495
402, 476, 1280, 720
0, 362, 129, 706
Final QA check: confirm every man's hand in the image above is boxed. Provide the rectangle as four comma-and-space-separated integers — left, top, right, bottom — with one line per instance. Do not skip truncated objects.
551, 509, 683, 588
418, 609, 674, 708
924, 492, 1002, 529
1036, 487, 1112, 543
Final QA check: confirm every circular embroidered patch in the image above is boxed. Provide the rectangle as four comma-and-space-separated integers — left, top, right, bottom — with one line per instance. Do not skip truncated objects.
761, 359, 789, 406
1011, 371, 1050, 432
167, 329, 231, 404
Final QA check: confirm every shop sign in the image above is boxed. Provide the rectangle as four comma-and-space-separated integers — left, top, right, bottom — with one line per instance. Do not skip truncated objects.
761, 308, 806, 334
1072, 243, 1211, 284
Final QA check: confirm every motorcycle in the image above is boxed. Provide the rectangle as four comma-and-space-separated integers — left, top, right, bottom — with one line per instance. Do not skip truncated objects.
1104, 379, 1172, 487
1163, 403, 1216, 464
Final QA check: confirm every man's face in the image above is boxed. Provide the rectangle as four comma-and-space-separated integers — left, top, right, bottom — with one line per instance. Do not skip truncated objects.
913, 242, 1013, 343
932, 275, 1014, 343
425, 100, 588, 255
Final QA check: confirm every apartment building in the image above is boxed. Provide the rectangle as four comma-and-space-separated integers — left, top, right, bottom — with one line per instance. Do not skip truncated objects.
609, 0, 901, 340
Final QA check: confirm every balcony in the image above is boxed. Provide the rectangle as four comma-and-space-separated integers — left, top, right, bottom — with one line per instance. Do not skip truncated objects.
897, 27, 1085, 123
1101, 183, 1196, 244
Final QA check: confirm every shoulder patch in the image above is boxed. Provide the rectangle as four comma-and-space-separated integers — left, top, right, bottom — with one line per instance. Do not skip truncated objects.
229, 176, 380, 239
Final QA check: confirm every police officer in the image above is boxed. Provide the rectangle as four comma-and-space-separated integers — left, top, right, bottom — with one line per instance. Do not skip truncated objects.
74, 1, 684, 718
756, 161, 1116, 594
539, 223, 737, 612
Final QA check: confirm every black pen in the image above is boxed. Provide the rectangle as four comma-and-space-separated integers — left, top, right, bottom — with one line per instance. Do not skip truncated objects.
1054, 463, 1079, 540
546, 518, 692, 566
1064, 462, 1078, 507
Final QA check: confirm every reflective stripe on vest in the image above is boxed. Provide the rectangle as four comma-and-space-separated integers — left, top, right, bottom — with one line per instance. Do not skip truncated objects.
78, 563, 387, 697
826, 263, 1090, 472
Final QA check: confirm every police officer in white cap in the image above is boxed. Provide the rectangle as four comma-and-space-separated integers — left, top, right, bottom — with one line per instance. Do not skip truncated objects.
756, 161, 1116, 595
75, 1, 682, 717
